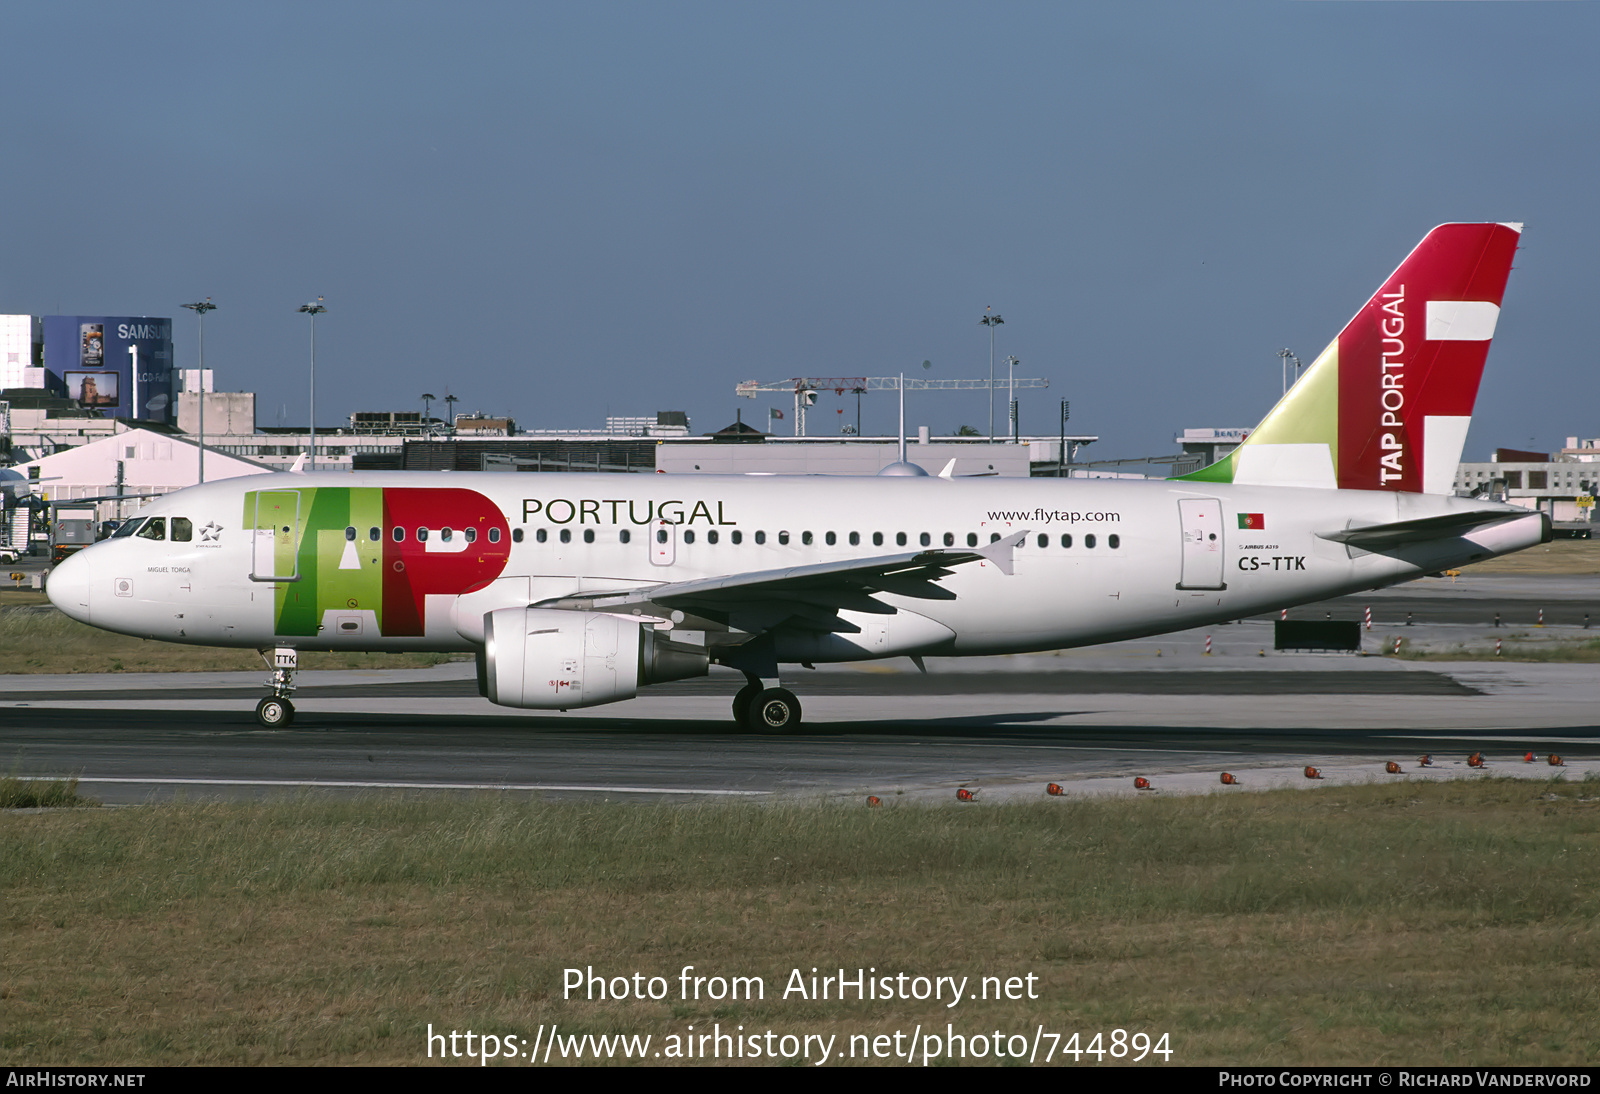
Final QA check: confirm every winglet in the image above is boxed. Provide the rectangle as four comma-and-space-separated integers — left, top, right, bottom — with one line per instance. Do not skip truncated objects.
937, 459, 957, 479
288, 453, 308, 475
977, 529, 1028, 575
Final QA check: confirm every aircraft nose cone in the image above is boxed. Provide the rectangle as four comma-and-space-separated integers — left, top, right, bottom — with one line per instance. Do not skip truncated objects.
47, 549, 92, 624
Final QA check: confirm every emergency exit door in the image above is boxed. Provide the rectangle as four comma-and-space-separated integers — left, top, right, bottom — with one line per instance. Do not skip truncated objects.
1176, 497, 1226, 590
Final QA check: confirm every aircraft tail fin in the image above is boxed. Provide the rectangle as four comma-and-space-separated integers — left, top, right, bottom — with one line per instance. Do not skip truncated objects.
1176, 222, 1522, 493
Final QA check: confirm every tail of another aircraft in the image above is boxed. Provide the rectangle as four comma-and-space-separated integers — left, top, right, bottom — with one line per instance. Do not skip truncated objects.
1177, 222, 1522, 493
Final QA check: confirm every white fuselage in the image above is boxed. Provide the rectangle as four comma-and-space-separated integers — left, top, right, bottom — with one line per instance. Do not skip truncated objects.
46, 471, 1544, 662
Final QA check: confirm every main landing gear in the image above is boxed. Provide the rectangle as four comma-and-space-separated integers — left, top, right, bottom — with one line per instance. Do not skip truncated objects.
732, 673, 803, 732
256, 647, 298, 728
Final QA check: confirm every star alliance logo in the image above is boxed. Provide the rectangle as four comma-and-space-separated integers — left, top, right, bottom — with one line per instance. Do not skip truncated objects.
200, 521, 223, 542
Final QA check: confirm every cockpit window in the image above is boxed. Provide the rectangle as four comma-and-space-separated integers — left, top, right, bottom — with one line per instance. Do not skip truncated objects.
112, 519, 145, 539
171, 518, 193, 542
136, 517, 167, 541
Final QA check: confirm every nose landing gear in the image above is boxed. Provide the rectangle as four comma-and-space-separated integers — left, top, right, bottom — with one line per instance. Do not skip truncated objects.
256, 646, 298, 728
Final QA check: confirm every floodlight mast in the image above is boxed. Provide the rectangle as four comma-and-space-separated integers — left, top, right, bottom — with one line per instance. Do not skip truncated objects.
181, 299, 216, 483
297, 299, 327, 469
979, 308, 1004, 441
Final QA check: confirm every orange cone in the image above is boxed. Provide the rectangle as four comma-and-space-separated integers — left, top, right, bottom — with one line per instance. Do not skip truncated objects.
1220, 772, 1239, 785
1468, 753, 1485, 768
1304, 766, 1324, 779
1525, 751, 1536, 763
866, 795, 882, 807
955, 788, 976, 802
1133, 777, 1152, 790
1046, 783, 1064, 796
1548, 754, 1565, 766
1385, 761, 1403, 774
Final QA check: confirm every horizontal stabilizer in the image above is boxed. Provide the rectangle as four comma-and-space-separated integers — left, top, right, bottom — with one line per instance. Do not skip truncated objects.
1318, 509, 1532, 551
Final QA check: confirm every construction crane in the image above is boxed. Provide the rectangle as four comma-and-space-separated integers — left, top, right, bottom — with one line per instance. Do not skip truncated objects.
735, 375, 1050, 437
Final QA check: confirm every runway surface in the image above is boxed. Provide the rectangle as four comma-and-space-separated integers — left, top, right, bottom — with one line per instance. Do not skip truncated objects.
5, 578, 1599, 804
5, 654, 1598, 805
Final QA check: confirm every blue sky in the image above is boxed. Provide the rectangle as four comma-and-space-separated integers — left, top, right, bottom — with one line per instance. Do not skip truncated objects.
3, 2, 1595, 459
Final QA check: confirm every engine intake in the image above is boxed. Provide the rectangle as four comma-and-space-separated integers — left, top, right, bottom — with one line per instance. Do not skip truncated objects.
477, 608, 707, 709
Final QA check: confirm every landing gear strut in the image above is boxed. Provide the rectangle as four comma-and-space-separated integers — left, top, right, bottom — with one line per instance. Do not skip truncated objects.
732, 673, 803, 732
256, 647, 298, 728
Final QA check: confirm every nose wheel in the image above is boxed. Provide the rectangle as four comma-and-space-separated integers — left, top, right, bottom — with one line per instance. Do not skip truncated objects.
257, 646, 299, 729
255, 696, 295, 728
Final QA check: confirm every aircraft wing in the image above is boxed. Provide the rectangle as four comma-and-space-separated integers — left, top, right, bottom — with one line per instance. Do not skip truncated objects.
1317, 509, 1535, 551
533, 530, 1027, 633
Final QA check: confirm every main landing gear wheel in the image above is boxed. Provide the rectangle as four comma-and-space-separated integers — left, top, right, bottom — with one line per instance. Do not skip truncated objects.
731, 682, 762, 727
745, 687, 802, 733
255, 696, 294, 728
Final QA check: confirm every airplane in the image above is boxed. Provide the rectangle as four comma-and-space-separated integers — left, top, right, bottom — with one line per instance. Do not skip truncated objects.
46, 222, 1545, 730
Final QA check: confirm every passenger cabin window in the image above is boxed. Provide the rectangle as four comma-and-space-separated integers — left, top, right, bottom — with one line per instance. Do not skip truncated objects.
464, 527, 477, 543
801, 531, 813, 545
1037, 534, 1048, 548
755, 531, 766, 545
583, 529, 595, 543
919, 533, 931, 547
136, 517, 166, 541
967, 533, 978, 547
683, 530, 695, 544
417, 528, 430, 542
873, 533, 883, 546
488, 528, 500, 543
345, 526, 357, 541
618, 529, 630, 544
561, 529, 572, 543
896, 533, 907, 547
441, 528, 454, 542
825, 532, 836, 546
1085, 534, 1097, 548
707, 530, 718, 544
778, 531, 790, 545
943, 532, 954, 547
513, 528, 525, 542
171, 518, 193, 542
369, 527, 380, 541
1061, 534, 1072, 548
849, 532, 859, 546
1109, 534, 1120, 549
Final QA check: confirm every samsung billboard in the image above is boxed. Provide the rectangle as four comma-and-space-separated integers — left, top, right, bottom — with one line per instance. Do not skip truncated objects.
41, 315, 175, 422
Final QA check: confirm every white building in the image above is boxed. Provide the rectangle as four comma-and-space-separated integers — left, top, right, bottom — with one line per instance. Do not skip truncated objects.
10, 428, 274, 523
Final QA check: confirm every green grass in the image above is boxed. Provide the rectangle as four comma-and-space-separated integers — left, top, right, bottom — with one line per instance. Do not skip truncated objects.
0, 775, 97, 809
4, 780, 1599, 1065
0, 607, 471, 674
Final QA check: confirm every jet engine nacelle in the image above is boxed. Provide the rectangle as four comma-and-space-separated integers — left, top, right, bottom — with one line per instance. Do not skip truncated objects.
478, 607, 708, 709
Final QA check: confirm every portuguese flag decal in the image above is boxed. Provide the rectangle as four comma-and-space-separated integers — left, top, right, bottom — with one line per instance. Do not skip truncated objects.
1238, 513, 1265, 530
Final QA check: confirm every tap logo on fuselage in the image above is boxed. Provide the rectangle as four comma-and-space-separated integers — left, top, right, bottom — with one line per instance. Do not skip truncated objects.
244, 486, 510, 638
